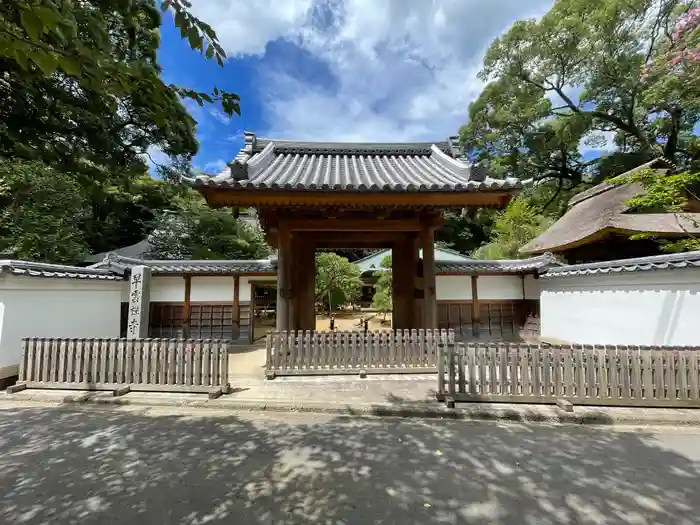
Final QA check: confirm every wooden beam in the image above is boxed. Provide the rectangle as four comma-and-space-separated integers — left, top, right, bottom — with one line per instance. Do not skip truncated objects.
471, 275, 480, 336
282, 218, 434, 232
305, 231, 407, 244
233, 275, 240, 327
201, 188, 516, 209
183, 275, 192, 338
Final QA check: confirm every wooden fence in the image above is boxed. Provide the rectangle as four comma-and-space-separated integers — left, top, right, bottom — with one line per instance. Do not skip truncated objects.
437, 343, 700, 408
266, 329, 454, 378
10, 338, 230, 398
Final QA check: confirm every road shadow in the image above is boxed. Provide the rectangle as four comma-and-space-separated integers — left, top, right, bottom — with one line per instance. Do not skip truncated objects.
0, 405, 698, 524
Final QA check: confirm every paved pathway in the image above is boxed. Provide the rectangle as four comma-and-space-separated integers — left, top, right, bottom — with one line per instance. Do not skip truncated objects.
1, 404, 699, 524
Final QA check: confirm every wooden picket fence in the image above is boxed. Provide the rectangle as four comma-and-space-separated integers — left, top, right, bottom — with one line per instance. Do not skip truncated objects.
9, 338, 230, 398
265, 329, 454, 378
437, 343, 700, 408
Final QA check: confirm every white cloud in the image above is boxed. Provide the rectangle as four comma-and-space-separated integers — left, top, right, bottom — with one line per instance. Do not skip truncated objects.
143, 145, 169, 170
580, 130, 618, 155
209, 108, 232, 125
189, 0, 555, 141
201, 159, 228, 173
187, 0, 315, 56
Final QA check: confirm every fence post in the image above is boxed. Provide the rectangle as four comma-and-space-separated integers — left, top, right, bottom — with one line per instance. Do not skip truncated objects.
437, 341, 445, 395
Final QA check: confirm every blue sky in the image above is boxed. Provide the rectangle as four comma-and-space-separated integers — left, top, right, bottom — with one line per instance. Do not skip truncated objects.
153, 0, 630, 174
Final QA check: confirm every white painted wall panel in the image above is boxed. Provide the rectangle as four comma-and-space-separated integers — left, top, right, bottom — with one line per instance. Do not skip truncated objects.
190, 276, 235, 302
540, 269, 700, 345
120, 281, 130, 302
433, 275, 530, 301
477, 276, 523, 300
523, 275, 541, 300
145, 275, 274, 304
0, 276, 122, 378
436, 276, 472, 301
150, 276, 185, 302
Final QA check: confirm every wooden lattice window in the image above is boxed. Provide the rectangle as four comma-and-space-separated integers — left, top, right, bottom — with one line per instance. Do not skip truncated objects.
189, 304, 235, 340
149, 303, 184, 338
479, 302, 518, 338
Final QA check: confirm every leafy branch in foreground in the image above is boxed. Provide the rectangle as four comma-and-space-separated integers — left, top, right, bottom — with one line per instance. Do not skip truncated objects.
611, 168, 700, 252
2, 0, 239, 116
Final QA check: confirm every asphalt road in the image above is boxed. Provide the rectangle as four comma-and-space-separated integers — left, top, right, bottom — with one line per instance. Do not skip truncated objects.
0, 404, 699, 525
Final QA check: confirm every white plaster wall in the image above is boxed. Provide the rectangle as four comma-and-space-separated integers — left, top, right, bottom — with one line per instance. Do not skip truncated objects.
142, 274, 528, 304
436, 276, 472, 301
436, 275, 529, 301
0, 276, 122, 377
142, 275, 274, 304
191, 276, 235, 302
478, 276, 524, 300
523, 275, 541, 300
540, 269, 700, 345
150, 276, 185, 302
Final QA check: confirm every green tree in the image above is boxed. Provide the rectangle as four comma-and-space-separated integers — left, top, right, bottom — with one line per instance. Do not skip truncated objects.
611, 167, 700, 252
315, 253, 362, 312
436, 210, 494, 255
0, 158, 90, 263
147, 195, 271, 260
472, 198, 553, 259
460, 0, 700, 200
371, 290, 392, 321
0, 1, 243, 259
371, 255, 393, 321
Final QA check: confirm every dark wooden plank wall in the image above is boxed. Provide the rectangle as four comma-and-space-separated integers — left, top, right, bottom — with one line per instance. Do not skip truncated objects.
437, 300, 539, 342
120, 302, 252, 343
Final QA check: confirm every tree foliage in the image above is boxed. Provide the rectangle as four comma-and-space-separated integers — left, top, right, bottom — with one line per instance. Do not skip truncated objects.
0, 1, 255, 262
460, 0, 700, 209
371, 255, 393, 319
472, 198, 554, 260
0, 157, 188, 262
436, 210, 494, 255
146, 196, 271, 260
0, 158, 89, 262
611, 167, 700, 252
315, 253, 362, 311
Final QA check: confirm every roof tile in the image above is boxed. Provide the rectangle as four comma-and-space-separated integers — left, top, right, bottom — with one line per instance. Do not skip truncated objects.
183, 133, 521, 193
90, 255, 275, 275
0, 260, 125, 281
542, 250, 700, 277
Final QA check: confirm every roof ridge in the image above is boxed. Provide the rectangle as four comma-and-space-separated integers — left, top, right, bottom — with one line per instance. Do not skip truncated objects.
447, 253, 554, 265
545, 249, 700, 276
568, 157, 676, 208
0, 259, 114, 274
101, 255, 275, 265
353, 249, 390, 265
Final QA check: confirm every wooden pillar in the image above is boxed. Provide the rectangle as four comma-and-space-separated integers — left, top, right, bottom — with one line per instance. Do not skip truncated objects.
406, 233, 418, 329
412, 234, 423, 329
297, 237, 317, 331
392, 235, 415, 330
233, 274, 240, 326
288, 232, 298, 331
471, 275, 480, 337
183, 274, 192, 338
276, 223, 291, 332
421, 227, 437, 330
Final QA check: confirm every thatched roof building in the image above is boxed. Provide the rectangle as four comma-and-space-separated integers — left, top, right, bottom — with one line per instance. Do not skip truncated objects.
520, 158, 700, 263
